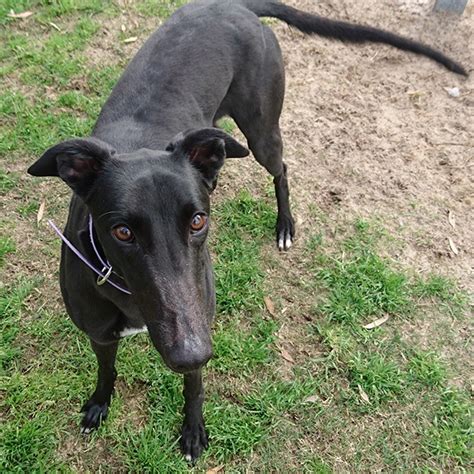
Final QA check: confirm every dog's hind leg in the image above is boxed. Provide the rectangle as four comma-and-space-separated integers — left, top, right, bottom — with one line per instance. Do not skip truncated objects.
231, 100, 295, 250
227, 25, 294, 250
229, 80, 294, 250
246, 125, 294, 251
81, 339, 118, 433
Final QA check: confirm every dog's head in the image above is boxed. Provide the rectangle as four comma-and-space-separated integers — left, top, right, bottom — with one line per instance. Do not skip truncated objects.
28, 128, 249, 373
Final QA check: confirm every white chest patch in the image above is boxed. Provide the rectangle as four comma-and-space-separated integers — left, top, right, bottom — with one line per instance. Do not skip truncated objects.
119, 325, 148, 338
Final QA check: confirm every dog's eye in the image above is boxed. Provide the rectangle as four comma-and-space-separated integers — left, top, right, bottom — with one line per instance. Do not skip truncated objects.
190, 213, 208, 234
112, 225, 134, 242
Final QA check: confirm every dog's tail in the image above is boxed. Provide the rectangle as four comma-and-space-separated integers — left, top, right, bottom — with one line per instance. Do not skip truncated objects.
241, 0, 467, 76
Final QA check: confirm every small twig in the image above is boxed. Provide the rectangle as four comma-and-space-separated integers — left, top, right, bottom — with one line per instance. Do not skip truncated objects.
450, 163, 474, 169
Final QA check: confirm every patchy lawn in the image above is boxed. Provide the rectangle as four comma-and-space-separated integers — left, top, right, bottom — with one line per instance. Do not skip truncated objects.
1, 0, 472, 472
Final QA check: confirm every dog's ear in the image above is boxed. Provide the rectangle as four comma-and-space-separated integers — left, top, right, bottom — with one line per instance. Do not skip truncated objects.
167, 128, 249, 191
166, 128, 249, 158
28, 138, 115, 197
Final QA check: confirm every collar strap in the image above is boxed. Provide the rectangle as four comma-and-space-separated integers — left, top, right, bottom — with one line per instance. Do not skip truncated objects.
87, 215, 125, 281
48, 218, 131, 295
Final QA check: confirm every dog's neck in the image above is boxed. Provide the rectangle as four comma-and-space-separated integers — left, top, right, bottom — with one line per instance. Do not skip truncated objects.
91, 98, 213, 154
78, 217, 130, 293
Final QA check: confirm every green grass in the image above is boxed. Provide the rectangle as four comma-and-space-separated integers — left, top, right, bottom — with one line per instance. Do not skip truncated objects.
423, 388, 473, 464
4, 18, 99, 85
0, 237, 16, 266
216, 117, 237, 135
17, 200, 40, 217
303, 220, 471, 468
1, 1, 472, 471
1, 16, 107, 158
0, 0, 107, 25
314, 221, 411, 325
0, 278, 36, 375
347, 352, 404, 408
0, 171, 19, 194
1, 414, 65, 472
408, 350, 447, 387
412, 274, 467, 317
213, 190, 275, 315
136, 0, 188, 18
211, 317, 277, 376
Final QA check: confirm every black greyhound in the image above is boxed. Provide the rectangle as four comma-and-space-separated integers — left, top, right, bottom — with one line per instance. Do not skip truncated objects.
28, 0, 466, 462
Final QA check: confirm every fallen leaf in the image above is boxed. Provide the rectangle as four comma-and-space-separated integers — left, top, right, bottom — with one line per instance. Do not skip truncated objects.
123, 36, 138, 43
8, 10, 34, 19
304, 395, 320, 403
363, 314, 389, 330
280, 348, 295, 364
264, 296, 276, 317
358, 384, 370, 404
448, 210, 456, 230
206, 466, 224, 474
121, 24, 126, 32
448, 237, 459, 255
37, 201, 45, 224
49, 21, 61, 31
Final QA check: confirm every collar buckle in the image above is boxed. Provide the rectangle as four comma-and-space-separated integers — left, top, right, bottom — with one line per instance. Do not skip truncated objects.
97, 265, 113, 286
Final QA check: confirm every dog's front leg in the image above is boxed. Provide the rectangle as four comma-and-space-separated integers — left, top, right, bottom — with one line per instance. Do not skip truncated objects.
81, 339, 118, 433
180, 369, 208, 462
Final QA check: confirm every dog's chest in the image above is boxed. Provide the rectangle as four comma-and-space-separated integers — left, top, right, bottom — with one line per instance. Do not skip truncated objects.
118, 325, 148, 338
112, 300, 148, 338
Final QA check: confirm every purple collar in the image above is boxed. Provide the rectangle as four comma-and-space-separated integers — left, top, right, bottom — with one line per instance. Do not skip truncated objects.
48, 215, 131, 295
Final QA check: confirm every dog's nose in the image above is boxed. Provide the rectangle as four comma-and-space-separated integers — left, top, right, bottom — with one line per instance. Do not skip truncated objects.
167, 338, 212, 373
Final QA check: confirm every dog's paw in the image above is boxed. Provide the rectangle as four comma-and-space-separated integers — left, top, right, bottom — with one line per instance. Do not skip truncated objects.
180, 419, 208, 463
276, 214, 295, 251
80, 399, 109, 434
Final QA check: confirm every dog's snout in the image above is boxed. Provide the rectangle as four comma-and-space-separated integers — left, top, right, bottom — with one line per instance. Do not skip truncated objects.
168, 338, 212, 373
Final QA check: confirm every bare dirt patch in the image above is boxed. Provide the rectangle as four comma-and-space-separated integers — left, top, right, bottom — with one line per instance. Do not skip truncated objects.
220, 0, 473, 291
218, 0, 473, 434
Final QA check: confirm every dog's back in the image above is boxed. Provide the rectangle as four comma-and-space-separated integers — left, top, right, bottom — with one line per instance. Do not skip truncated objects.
93, 1, 269, 152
